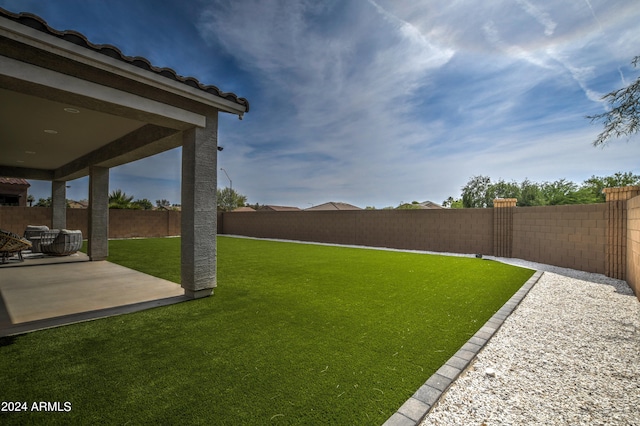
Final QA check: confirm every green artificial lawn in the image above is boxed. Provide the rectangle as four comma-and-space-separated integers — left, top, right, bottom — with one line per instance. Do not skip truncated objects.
1, 237, 533, 425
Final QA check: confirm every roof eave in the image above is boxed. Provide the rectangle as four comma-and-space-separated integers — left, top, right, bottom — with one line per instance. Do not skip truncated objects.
0, 10, 248, 118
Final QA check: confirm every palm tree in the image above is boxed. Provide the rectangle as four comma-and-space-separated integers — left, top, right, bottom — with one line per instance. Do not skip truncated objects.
108, 189, 134, 209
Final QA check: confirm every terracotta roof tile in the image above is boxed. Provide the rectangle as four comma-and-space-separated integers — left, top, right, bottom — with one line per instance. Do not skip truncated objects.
0, 7, 249, 112
0, 177, 30, 186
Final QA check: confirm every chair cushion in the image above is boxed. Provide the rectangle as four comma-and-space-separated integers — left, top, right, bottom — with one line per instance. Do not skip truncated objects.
59, 229, 82, 234
24, 225, 51, 251
41, 230, 83, 255
25, 225, 49, 231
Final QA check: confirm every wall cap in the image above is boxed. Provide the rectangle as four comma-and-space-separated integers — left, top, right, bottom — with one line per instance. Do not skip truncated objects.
493, 198, 517, 207
602, 185, 640, 193
603, 186, 640, 202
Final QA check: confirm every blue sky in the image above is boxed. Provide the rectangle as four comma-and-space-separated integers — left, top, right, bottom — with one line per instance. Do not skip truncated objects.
3, 0, 639, 208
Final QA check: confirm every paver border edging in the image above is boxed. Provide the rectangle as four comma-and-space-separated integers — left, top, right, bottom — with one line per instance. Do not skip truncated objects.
383, 269, 544, 426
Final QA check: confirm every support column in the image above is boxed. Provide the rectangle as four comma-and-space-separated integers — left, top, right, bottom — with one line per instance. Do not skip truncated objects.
604, 186, 640, 280
88, 166, 109, 261
181, 113, 218, 299
51, 180, 67, 229
493, 198, 517, 258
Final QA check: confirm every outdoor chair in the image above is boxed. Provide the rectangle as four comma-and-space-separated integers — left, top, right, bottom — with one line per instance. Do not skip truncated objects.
39, 229, 83, 256
23, 225, 50, 253
0, 229, 33, 263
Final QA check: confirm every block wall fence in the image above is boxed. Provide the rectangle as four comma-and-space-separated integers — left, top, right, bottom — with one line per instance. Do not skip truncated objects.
219, 186, 639, 300
220, 203, 609, 273
1, 186, 638, 300
622, 189, 640, 297
0, 208, 180, 239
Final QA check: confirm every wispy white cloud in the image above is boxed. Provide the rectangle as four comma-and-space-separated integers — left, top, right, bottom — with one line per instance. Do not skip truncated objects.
515, 0, 557, 36
197, 0, 457, 204
199, 0, 639, 206
481, 20, 553, 68
582, 0, 603, 30
16, 0, 640, 207
546, 48, 604, 103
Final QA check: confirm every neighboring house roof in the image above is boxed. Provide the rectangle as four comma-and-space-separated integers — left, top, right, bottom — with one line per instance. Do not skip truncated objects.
0, 177, 30, 186
233, 206, 255, 212
260, 205, 302, 211
306, 202, 362, 211
417, 201, 445, 209
67, 200, 88, 209
0, 8, 249, 112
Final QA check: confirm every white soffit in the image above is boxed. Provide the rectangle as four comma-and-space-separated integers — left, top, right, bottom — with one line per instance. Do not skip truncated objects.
0, 88, 145, 171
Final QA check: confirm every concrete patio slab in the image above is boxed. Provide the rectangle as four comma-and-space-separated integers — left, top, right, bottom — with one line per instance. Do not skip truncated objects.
0, 255, 187, 336
0, 251, 90, 268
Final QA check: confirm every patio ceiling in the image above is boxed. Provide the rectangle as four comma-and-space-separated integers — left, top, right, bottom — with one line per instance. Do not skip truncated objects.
0, 87, 146, 172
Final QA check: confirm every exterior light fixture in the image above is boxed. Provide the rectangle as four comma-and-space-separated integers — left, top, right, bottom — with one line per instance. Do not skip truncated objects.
64, 107, 80, 113
44, 129, 58, 134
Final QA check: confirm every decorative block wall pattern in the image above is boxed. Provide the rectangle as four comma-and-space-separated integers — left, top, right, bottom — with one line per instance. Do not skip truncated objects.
626, 194, 640, 298
494, 198, 516, 257
604, 186, 640, 280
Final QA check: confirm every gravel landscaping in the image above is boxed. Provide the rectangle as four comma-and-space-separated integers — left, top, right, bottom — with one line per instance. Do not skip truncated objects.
421, 259, 640, 426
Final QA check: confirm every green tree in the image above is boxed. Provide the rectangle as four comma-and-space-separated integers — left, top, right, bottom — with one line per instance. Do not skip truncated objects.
581, 171, 640, 202
109, 189, 134, 209
442, 197, 463, 208
217, 187, 248, 211
488, 179, 521, 202
518, 179, 544, 206
396, 201, 422, 209
460, 177, 522, 208
35, 197, 51, 207
462, 175, 492, 208
588, 55, 640, 146
132, 198, 153, 210
34, 197, 71, 208
27, 194, 35, 207
540, 179, 593, 205
452, 173, 639, 208
156, 199, 171, 208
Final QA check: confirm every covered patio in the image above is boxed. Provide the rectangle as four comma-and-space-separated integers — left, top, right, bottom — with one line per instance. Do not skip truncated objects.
0, 255, 186, 336
0, 8, 248, 331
